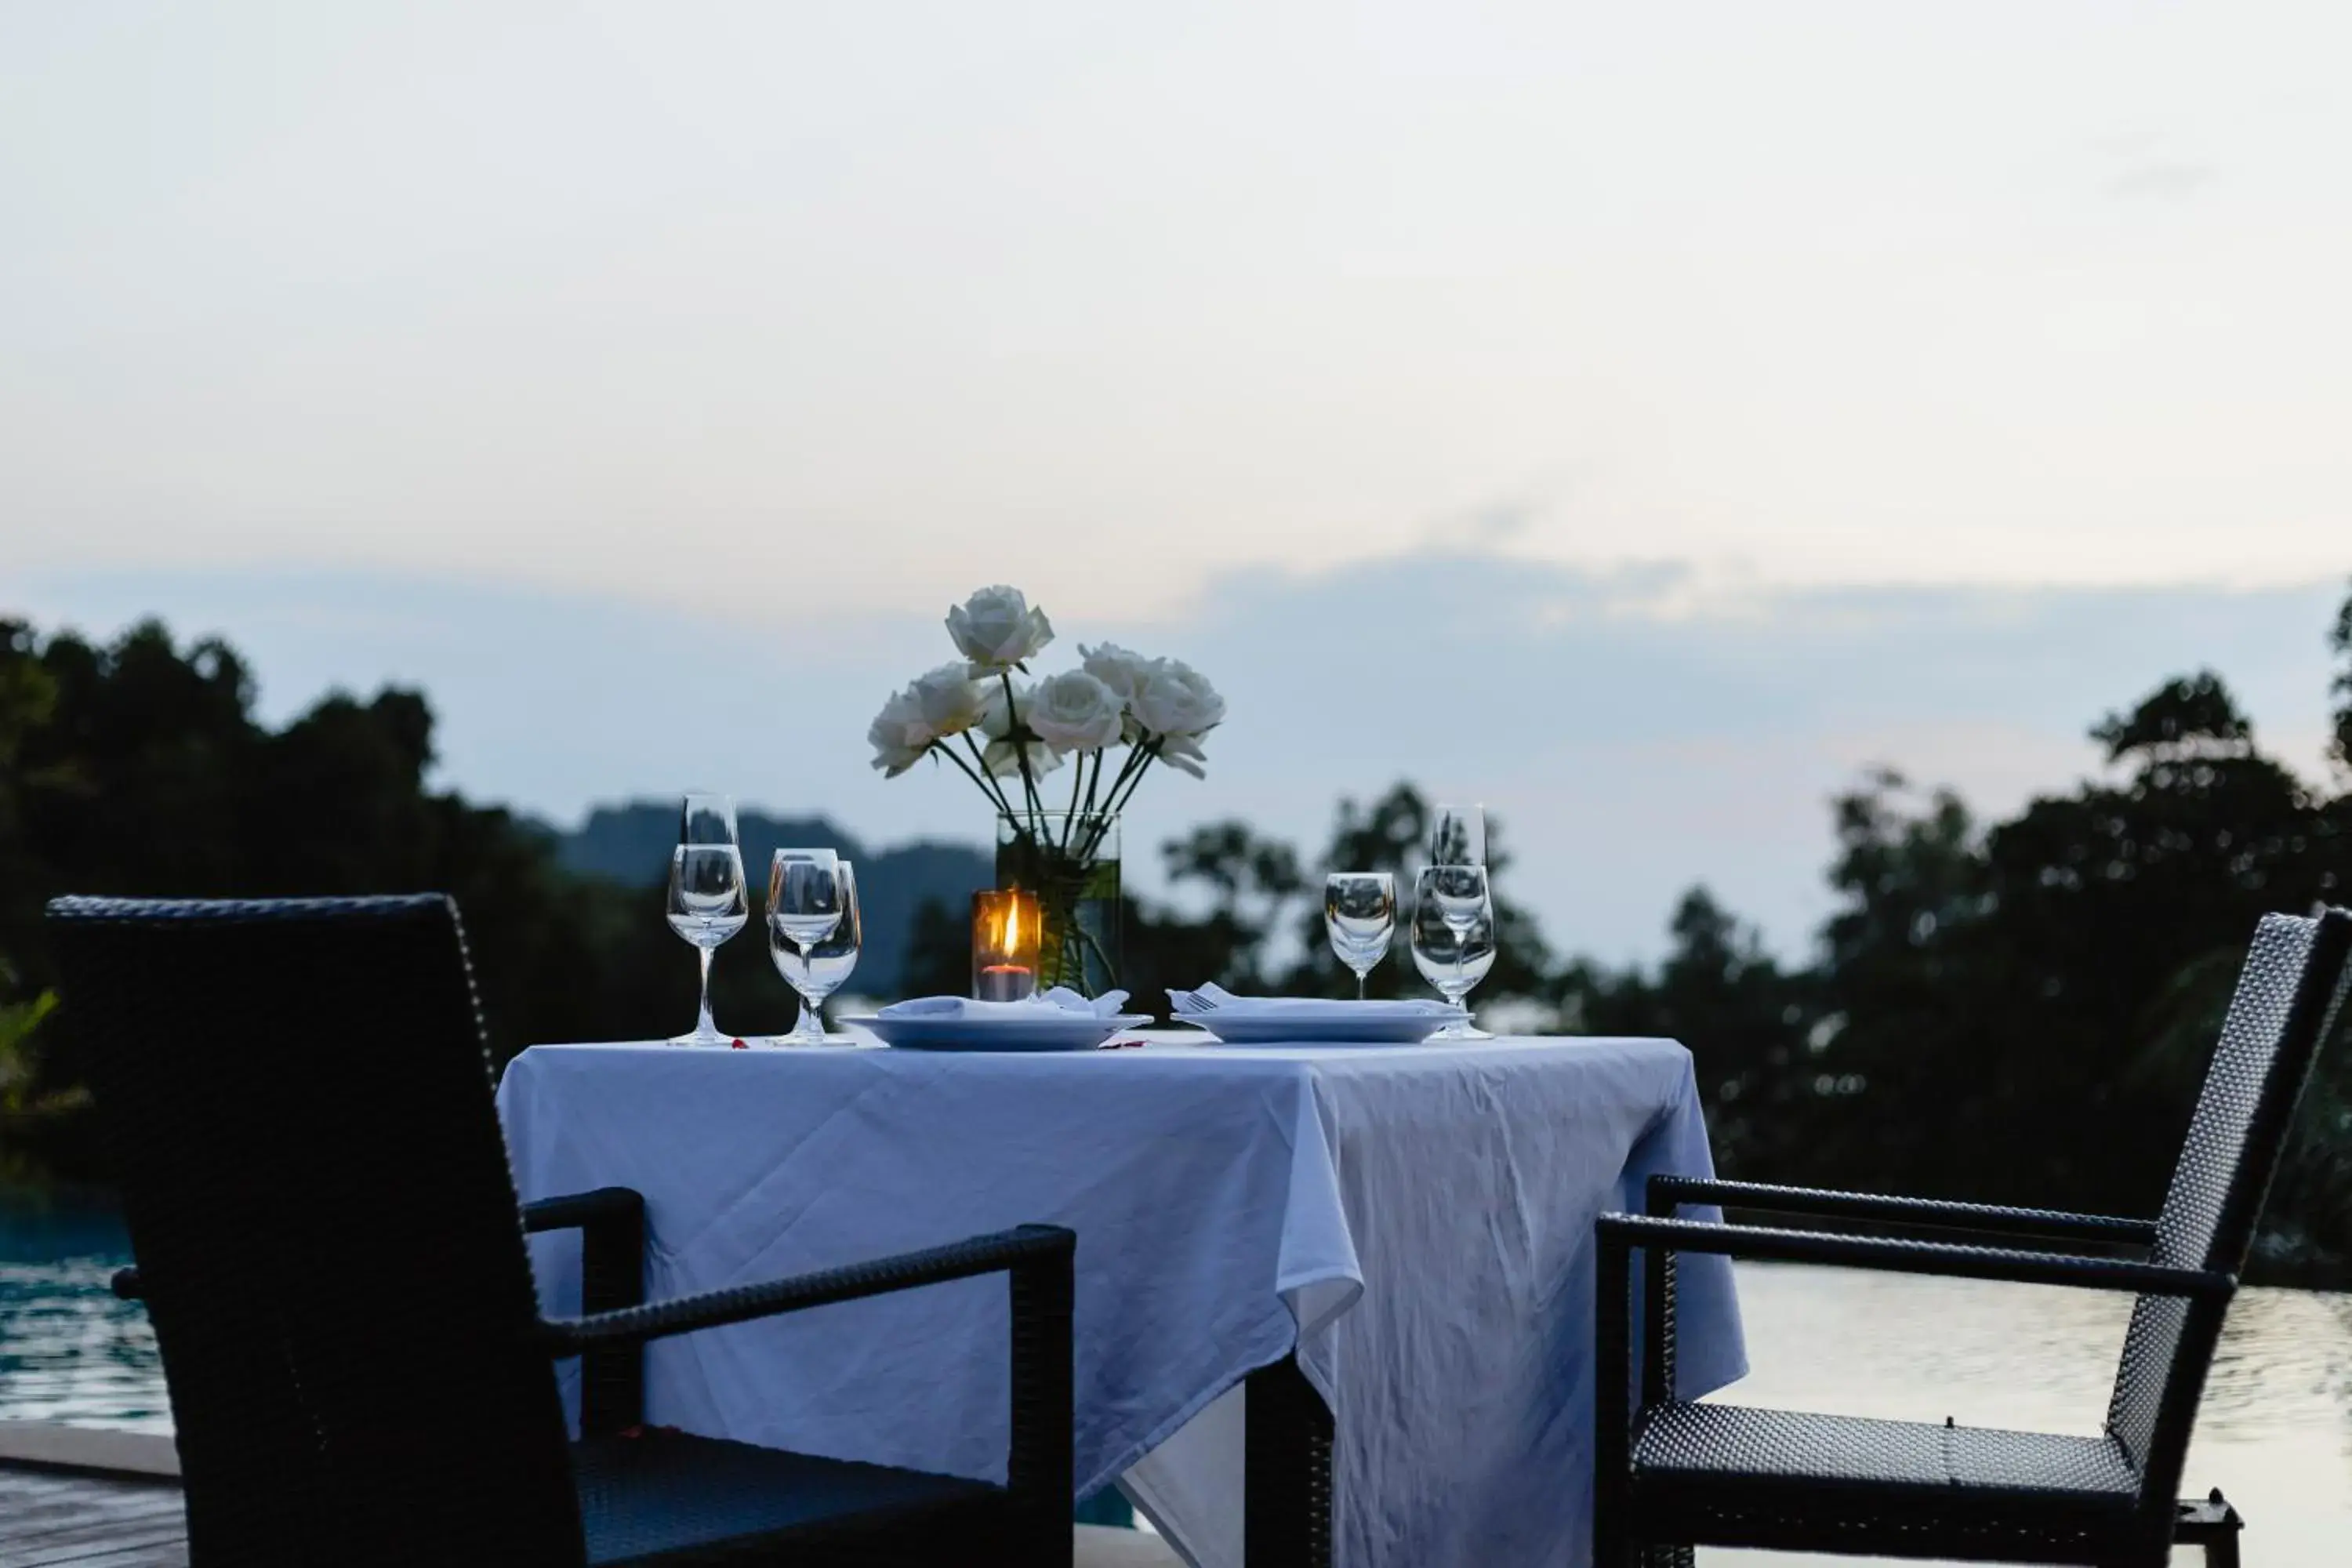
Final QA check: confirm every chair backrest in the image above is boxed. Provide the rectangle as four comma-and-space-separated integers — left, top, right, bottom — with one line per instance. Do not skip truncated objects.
2105, 906, 2352, 1501
46, 895, 585, 1566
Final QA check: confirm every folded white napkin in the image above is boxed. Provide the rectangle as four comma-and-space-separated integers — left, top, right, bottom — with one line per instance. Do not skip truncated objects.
1165, 982, 1459, 1016
879, 987, 1131, 1021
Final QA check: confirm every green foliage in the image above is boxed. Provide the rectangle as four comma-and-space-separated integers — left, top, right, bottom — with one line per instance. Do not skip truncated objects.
0, 963, 81, 1185
0, 618, 814, 1175
1758, 634, 2352, 1279
0, 985, 66, 1114
2089, 670, 2252, 760
7, 584, 2352, 1281
1563, 889, 1819, 1178
2332, 584, 2352, 779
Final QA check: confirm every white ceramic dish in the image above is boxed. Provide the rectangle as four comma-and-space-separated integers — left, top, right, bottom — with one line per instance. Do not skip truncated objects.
1170, 1003, 1465, 1047
840, 1012, 1152, 1052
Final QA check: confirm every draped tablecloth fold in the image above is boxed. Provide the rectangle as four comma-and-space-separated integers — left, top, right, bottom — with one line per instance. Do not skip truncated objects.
497, 1036, 1744, 1567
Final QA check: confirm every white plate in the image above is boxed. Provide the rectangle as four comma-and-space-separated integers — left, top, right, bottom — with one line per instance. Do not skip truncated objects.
840, 1012, 1152, 1052
1171, 1004, 1464, 1047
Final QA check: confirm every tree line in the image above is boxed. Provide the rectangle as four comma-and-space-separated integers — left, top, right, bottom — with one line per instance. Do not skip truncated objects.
5, 593, 2352, 1280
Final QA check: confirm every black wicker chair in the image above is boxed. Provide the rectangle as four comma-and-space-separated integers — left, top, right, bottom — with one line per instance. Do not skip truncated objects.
45, 893, 1076, 1568
1594, 905, 2352, 1568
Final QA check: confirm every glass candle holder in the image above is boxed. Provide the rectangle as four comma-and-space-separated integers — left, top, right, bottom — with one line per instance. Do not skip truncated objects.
971, 889, 1042, 1002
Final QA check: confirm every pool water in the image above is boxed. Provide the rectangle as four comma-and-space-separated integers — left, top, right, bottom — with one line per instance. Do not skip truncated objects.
0, 1193, 169, 1433
5, 1214, 2348, 1563
1716, 1262, 2352, 1566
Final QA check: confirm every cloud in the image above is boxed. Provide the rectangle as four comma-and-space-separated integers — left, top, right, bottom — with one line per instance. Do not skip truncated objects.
2105, 161, 2219, 201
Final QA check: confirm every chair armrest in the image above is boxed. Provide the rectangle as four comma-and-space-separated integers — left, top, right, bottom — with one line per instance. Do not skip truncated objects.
540, 1224, 1075, 1354
1588, 1211, 2230, 1530
522, 1185, 644, 1236
1646, 1174, 2158, 1247
521, 1186, 648, 1436
543, 1221, 1076, 1555
1598, 1212, 2231, 1297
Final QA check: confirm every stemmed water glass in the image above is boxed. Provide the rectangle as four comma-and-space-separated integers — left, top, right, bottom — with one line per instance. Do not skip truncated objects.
770, 858, 862, 1045
1432, 802, 1486, 870
666, 793, 746, 1044
1324, 872, 1396, 1000
768, 848, 845, 1045
1411, 864, 1494, 1039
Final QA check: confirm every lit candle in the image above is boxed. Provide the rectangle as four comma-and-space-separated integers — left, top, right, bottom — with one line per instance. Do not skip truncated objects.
971, 889, 1041, 1002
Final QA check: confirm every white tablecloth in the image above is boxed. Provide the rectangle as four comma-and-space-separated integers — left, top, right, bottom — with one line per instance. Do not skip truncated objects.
496, 1036, 1745, 1567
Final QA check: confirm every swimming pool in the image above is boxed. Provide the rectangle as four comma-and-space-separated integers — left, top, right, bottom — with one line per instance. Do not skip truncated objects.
6, 1204, 2347, 1563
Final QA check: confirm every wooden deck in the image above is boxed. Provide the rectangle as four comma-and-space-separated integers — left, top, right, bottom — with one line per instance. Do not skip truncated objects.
0, 1465, 187, 1566
0, 1463, 1177, 1566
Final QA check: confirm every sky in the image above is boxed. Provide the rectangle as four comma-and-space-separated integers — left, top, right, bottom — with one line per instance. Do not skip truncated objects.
5, 2, 2349, 960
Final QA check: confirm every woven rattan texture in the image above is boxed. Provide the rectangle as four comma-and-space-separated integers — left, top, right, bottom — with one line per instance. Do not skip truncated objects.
1627, 1405, 2142, 1561
49, 894, 587, 1565
572, 1429, 1000, 1564
549, 1226, 1069, 1349
1651, 1176, 2158, 1244
49, 895, 1080, 1568
1595, 907, 2351, 1568
524, 1187, 648, 1436
2152, 915, 2317, 1269
1634, 1403, 2137, 1498
2108, 910, 2349, 1468
1243, 1359, 1334, 1568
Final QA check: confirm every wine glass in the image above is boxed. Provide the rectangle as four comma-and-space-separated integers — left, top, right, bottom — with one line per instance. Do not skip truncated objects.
770, 859, 862, 1045
1411, 865, 1494, 1040
681, 791, 738, 851
1432, 802, 1486, 869
1324, 872, 1396, 1000
768, 848, 845, 1044
1428, 860, 1487, 942
667, 843, 747, 1044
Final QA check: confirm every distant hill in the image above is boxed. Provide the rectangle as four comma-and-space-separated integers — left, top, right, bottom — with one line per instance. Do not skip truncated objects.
554, 801, 991, 994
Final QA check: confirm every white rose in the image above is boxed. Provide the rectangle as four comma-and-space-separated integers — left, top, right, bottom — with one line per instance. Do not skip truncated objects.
978, 679, 1065, 779
1130, 657, 1225, 739
909, 662, 987, 737
866, 685, 933, 778
947, 584, 1054, 675
1026, 670, 1124, 753
1078, 642, 1152, 706
1158, 731, 1209, 779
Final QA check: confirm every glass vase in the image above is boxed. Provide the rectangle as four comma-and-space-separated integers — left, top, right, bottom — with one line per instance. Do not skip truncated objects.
995, 811, 1121, 998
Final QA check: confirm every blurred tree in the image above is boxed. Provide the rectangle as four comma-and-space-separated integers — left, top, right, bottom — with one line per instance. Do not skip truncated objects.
2332, 586, 2352, 781
1160, 818, 1307, 993
0, 962, 75, 1186
1569, 890, 1819, 1178
0, 620, 764, 1172
899, 895, 974, 1003
1265, 783, 1552, 1000
1799, 666, 2348, 1232
5, 585, 2352, 1280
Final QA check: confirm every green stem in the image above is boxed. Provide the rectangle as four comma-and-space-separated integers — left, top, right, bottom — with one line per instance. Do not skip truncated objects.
1105, 738, 1163, 821
1076, 919, 1118, 989
1095, 741, 1149, 817
1082, 748, 1105, 819
960, 732, 1020, 820
1062, 752, 1085, 853
1072, 740, 1156, 865
999, 672, 1046, 841
933, 738, 999, 805
1078, 749, 1109, 855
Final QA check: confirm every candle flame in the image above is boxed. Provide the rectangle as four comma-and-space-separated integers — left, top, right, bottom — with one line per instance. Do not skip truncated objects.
1005, 898, 1022, 948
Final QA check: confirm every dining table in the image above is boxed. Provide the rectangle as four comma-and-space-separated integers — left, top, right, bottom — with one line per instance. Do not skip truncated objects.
495, 1029, 1748, 1568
